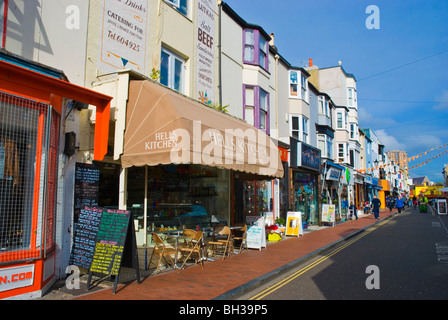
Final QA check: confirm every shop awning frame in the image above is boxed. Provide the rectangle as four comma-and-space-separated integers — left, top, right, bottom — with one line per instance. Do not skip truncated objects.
121, 80, 283, 179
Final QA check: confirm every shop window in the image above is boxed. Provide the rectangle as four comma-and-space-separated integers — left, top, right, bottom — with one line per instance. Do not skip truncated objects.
243, 180, 272, 218
293, 171, 318, 225
127, 165, 229, 240
0, 92, 59, 262
160, 48, 185, 94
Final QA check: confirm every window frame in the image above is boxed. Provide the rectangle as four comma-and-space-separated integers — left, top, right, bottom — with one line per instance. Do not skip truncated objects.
243, 28, 269, 72
289, 114, 308, 143
165, 0, 189, 16
243, 85, 270, 134
160, 47, 185, 94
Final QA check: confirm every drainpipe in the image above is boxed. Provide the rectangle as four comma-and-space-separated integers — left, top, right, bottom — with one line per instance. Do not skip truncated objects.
218, 0, 223, 107
2, 0, 8, 48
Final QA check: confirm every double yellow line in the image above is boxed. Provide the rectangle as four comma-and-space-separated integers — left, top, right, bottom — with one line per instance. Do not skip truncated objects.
249, 218, 391, 300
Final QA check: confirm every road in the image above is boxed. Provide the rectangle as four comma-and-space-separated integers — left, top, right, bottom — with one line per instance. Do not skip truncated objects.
239, 207, 448, 300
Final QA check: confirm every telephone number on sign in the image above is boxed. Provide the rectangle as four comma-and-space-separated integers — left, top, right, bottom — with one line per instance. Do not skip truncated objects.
107, 31, 140, 52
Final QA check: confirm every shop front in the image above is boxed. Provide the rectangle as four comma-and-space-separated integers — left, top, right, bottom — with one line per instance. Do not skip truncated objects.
0, 58, 112, 299
289, 138, 321, 226
118, 80, 283, 245
322, 161, 344, 216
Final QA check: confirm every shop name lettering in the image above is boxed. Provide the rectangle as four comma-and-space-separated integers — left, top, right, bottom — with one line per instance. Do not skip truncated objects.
0, 272, 33, 285
144, 121, 276, 167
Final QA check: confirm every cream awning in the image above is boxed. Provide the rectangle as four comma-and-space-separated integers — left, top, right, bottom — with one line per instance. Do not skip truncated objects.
121, 80, 283, 179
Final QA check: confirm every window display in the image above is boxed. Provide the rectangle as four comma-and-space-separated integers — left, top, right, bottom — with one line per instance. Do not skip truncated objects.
128, 164, 229, 231
293, 171, 318, 225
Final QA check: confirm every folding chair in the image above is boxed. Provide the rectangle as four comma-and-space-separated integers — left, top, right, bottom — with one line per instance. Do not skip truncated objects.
232, 224, 247, 254
148, 232, 180, 275
207, 226, 232, 260
179, 230, 204, 270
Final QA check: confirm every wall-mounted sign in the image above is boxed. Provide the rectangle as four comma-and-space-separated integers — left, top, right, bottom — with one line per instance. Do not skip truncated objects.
290, 138, 321, 172
196, 0, 216, 105
0, 265, 35, 293
99, 0, 149, 74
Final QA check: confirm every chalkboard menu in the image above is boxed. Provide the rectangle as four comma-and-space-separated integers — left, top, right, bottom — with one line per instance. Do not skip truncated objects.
69, 206, 103, 269
90, 208, 131, 276
70, 206, 140, 293
74, 163, 100, 222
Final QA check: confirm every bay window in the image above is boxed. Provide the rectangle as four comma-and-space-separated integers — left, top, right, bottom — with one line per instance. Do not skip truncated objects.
244, 85, 270, 134
243, 28, 269, 72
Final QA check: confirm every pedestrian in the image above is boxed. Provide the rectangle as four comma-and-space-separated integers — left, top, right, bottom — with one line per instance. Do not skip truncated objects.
386, 196, 394, 212
413, 196, 418, 210
349, 202, 358, 220
372, 195, 381, 220
396, 196, 404, 213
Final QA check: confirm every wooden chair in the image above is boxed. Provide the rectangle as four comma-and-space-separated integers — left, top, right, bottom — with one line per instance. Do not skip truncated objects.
148, 232, 180, 275
232, 224, 247, 254
179, 230, 204, 270
207, 226, 232, 260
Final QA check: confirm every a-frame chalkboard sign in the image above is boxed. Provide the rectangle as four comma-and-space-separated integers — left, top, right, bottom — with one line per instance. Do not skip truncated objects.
70, 206, 140, 294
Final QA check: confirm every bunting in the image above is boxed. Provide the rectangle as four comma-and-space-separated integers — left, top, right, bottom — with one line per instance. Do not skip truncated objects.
359, 143, 448, 173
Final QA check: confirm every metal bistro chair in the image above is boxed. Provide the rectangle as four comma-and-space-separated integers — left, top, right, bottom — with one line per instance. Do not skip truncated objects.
179, 230, 204, 270
207, 226, 232, 260
148, 232, 180, 275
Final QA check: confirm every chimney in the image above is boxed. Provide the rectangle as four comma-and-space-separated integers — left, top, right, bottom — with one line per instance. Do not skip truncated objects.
269, 33, 275, 47
309, 58, 313, 67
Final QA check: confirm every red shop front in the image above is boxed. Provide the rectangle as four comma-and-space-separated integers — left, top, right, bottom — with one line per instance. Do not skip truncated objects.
0, 57, 111, 299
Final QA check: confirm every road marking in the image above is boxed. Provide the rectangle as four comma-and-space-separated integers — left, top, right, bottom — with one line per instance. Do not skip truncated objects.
249, 218, 392, 300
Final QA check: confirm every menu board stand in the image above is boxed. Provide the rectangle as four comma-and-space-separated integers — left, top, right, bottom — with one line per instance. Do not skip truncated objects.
70, 206, 140, 294
86, 217, 141, 294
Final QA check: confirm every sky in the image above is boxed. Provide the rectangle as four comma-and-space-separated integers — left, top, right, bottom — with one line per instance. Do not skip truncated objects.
223, 0, 448, 183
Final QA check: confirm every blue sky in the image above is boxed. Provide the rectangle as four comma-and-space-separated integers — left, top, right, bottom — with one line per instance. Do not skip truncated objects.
223, 0, 448, 182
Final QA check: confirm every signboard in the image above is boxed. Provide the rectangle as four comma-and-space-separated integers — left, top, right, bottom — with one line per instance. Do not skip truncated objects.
246, 217, 266, 250
0, 265, 35, 293
74, 163, 100, 222
70, 206, 140, 294
90, 208, 132, 276
290, 138, 321, 172
437, 199, 447, 215
322, 204, 335, 226
326, 167, 342, 181
286, 212, 303, 237
69, 206, 103, 269
98, 0, 149, 73
196, 0, 216, 105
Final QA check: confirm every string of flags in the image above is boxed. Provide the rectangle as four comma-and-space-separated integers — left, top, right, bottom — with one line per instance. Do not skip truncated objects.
358, 143, 448, 174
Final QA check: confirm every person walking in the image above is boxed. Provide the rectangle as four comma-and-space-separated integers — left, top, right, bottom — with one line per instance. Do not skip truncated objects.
372, 195, 381, 220
396, 196, 404, 213
349, 202, 358, 220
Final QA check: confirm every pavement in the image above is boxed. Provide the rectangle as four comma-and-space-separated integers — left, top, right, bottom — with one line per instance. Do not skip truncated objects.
38, 208, 398, 300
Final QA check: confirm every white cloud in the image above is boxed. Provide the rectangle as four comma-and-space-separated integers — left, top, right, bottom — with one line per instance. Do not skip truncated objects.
434, 90, 448, 111
375, 129, 405, 151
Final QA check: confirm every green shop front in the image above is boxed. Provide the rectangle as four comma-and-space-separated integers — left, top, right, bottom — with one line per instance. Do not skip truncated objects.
289, 138, 321, 226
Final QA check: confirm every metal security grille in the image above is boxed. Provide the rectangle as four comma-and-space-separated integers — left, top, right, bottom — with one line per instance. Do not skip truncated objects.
0, 91, 59, 264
